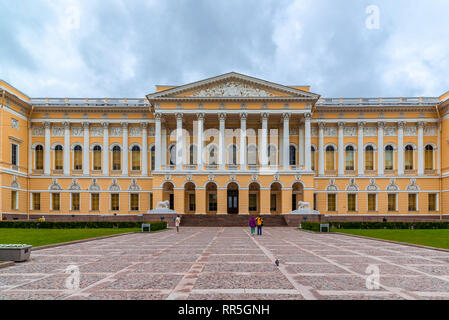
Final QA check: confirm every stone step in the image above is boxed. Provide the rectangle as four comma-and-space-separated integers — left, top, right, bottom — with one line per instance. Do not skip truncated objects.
179, 215, 288, 227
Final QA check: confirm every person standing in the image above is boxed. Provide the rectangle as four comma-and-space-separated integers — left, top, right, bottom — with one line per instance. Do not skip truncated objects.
256, 216, 263, 236
175, 216, 181, 234
249, 216, 256, 236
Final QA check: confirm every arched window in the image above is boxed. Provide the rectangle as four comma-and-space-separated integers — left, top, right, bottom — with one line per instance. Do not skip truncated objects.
289, 146, 297, 166
74, 146, 83, 170
132, 146, 141, 171
112, 146, 121, 171
248, 145, 257, 166
35, 145, 44, 170
93, 146, 102, 171
311, 146, 316, 171
268, 145, 277, 166
150, 146, 155, 171
405, 145, 414, 170
425, 145, 434, 171
169, 145, 176, 166
325, 146, 335, 171
55, 145, 63, 170
345, 146, 355, 171
228, 145, 237, 165
385, 145, 394, 170
365, 146, 374, 171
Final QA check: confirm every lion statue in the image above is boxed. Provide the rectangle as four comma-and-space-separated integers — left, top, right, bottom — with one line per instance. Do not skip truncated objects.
297, 201, 311, 210
157, 200, 170, 209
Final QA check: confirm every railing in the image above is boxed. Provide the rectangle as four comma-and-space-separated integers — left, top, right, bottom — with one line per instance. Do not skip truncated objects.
30, 97, 149, 107
317, 96, 439, 106
206, 165, 218, 170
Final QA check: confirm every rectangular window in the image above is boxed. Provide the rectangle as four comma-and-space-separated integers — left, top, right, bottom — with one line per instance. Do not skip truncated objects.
208, 193, 217, 212
428, 194, 437, 212
93, 150, 102, 170
74, 150, 83, 170
149, 193, 153, 210
368, 194, 377, 212
130, 193, 139, 211
32, 193, 41, 211
388, 194, 397, 211
408, 194, 417, 212
327, 194, 336, 212
249, 194, 257, 212
347, 194, 356, 212
72, 193, 80, 211
91, 193, 100, 211
11, 190, 17, 210
11, 144, 18, 166
111, 193, 120, 211
326, 151, 335, 171
55, 149, 63, 170
313, 193, 317, 211
189, 193, 195, 212
52, 193, 60, 211
365, 151, 374, 171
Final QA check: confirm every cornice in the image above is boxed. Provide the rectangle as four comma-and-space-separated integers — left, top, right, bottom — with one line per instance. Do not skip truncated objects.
315, 104, 437, 113
33, 106, 149, 113
1, 90, 32, 112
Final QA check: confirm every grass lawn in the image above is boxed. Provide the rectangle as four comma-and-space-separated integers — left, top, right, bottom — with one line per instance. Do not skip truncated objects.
0, 228, 139, 247
334, 229, 449, 250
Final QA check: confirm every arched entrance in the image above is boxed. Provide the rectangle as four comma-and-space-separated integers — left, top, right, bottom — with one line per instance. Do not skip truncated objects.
206, 182, 217, 214
227, 182, 239, 214
184, 182, 196, 214
162, 182, 174, 210
248, 182, 260, 215
292, 182, 304, 211
270, 182, 282, 214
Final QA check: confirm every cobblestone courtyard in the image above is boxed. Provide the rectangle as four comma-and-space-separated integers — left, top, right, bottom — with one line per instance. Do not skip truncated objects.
2, 227, 449, 300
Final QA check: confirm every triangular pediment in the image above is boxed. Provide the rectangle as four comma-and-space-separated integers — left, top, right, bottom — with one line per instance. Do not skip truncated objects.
146, 72, 320, 101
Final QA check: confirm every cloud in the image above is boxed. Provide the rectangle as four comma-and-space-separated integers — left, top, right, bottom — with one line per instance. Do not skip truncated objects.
0, 0, 448, 98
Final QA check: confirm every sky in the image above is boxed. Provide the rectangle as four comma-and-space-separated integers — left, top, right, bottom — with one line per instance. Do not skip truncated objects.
0, 0, 448, 99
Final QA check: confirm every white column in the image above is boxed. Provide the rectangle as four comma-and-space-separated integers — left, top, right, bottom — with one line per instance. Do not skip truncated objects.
83, 122, 89, 176
197, 113, 204, 169
44, 122, 51, 175
299, 123, 304, 169
377, 122, 384, 175
283, 113, 290, 170
142, 122, 148, 176
240, 113, 247, 170
176, 113, 183, 170
28, 126, 32, 175
397, 121, 405, 176
318, 122, 325, 176
219, 113, 226, 170
338, 122, 344, 176
155, 114, 162, 170
63, 122, 70, 176
279, 125, 283, 168
304, 114, 312, 171
102, 122, 109, 176
417, 122, 424, 176
358, 122, 365, 176
260, 113, 268, 168
161, 124, 167, 167
122, 123, 129, 175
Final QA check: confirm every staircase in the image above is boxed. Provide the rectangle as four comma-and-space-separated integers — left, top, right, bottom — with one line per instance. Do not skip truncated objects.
179, 215, 288, 227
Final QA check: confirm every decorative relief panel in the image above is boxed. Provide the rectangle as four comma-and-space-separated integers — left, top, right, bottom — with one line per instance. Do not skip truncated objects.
71, 127, 83, 137
384, 126, 397, 137
404, 126, 417, 136
424, 126, 437, 136
52, 127, 64, 137
324, 127, 337, 137
311, 127, 318, 137
110, 126, 123, 137
11, 119, 19, 130
191, 81, 276, 97
91, 127, 103, 137
129, 126, 142, 137
289, 127, 298, 135
148, 126, 155, 137
343, 127, 357, 137
364, 126, 377, 137
32, 127, 44, 137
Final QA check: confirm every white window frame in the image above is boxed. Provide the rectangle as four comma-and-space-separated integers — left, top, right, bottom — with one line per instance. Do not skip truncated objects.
428, 193, 439, 212
387, 193, 398, 212
327, 193, 337, 212
50, 192, 61, 211
130, 193, 140, 211
11, 142, 19, 167
408, 193, 418, 212
367, 193, 378, 212
347, 193, 358, 212
11, 190, 18, 210
90, 193, 100, 212
110, 193, 120, 211
71, 192, 81, 212
91, 144, 103, 171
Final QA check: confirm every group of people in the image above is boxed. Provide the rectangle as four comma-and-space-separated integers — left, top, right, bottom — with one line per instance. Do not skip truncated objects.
249, 216, 264, 236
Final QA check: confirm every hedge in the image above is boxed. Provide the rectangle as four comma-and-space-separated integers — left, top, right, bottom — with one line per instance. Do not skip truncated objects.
301, 221, 449, 231
0, 221, 167, 231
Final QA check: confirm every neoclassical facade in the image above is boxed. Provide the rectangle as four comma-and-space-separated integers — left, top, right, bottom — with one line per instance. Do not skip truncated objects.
1, 72, 449, 217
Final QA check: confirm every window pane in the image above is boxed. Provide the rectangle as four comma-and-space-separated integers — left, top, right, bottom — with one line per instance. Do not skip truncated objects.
111, 194, 119, 211
74, 148, 82, 170
113, 149, 121, 170
52, 193, 60, 211
365, 149, 374, 170
270, 194, 277, 211
11, 190, 17, 209
385, 149, 393, 170
93, 149, 101, 170
408, 194, 417, 211
425, 149, 434, 170
348, 194, 356, 211
11, 144, 18, 166
91, 194, 99, 211
249, 194, 257, 212
328, 194, 336, 212
55, 149, 63, 170
388, 194, 396, 211
405, 149, 413, 170
189, 193, 195, 212
131, 193, 139, 211
368, 194, 377, 211
208, 193, 217, 211
326, 150, 334, 171
33, 193, 41, 210
132, 150, 140, 170
428, 194, 436, 212
36, 148, 43, 170
72, 193, 80, 211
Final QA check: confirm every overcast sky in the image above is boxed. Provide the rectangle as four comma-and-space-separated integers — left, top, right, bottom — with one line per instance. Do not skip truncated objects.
1, 0, 448, 98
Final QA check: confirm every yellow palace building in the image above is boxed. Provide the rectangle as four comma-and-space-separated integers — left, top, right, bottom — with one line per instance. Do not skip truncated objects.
1, 72, 449, 219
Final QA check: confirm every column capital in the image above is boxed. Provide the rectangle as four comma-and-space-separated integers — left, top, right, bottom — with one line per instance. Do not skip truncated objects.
102, 122, 109, 129
121, 122, 128, 129
338, 122, 345, 128
282, 113, 291, 120
261, 113, 269, 121
240, 112, 248, 120
219, 113, 226, 121
44, 122, 51, 129
304, 113, 312, 120
140, 122, 148, 129
398, 121, 406, 129
197, 113, 205, 120
155, 113, 162, 120
417, 121, 425, 129
318, 121, 326, 129
377, 121, 385, 129
82, 122, 90, 129
176, 113, 184, 121
63, 122, 70, 129
358, 121, 366, 129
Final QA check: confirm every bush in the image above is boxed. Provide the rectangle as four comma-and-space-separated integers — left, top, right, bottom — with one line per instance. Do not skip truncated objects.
301, 221, 449, 231
0, 221, 167, 232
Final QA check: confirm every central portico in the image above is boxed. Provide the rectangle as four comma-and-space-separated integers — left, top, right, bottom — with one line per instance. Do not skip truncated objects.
146, 72, 320, 215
